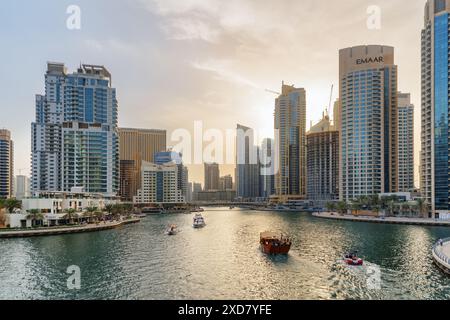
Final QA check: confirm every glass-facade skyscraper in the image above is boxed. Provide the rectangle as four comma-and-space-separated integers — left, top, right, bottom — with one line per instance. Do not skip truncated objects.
31, 63, 119, 196
236, 124, 261, 199
274, 83, 307, 198
421, 0, 450, 215
0, 129, 13, 199
339, 45, 398, 201
398, 92, 415, 193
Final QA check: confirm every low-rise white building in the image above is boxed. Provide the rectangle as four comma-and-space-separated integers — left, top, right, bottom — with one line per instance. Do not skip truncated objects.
5, 189, 119, 228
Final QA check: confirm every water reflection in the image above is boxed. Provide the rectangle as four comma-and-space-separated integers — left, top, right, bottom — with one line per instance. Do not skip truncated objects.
0, 208, 450, 300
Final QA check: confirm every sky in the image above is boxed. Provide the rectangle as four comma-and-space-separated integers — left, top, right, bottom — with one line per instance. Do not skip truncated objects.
0, 0, 425, 185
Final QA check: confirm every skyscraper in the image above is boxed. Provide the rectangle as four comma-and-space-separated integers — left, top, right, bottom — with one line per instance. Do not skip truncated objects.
32, 63, 119, 196
421, 0, 450, 215
155, 150, 188, 200
119, 128, 166, 201
219, 175, 233, 191
236, 124, 260, 199
0, 129, 13, 199
398, 92, 415, 193
274, 83, 307, 198
14, 175, 30, 200
339, 45, 398, 201
260, 138, 275, 198
134, 162, 184, 204
306, 114, 339, 201
204, 163, 220, 191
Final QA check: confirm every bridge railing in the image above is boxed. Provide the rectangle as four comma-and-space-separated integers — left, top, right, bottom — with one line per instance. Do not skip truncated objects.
432, 238, 450, 268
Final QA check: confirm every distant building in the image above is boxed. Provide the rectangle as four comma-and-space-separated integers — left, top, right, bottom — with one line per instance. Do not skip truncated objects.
119, 128, 166, 202
219, 175, 233, 191
154, 150, 189, 201
14, 175, 30, 200
275, 83, 307, 198
192, 182, 202, 201
0, 129, 13, 199
187, 182, 193, 202
32, 63, 119, 196
134, 162, 185, 204
196, 190, 236, 202
306, 114, 339, 201
397, 92, 414, 192
204, 163, 220, 191
260, 138, 275, 198
236, 124, 260, 199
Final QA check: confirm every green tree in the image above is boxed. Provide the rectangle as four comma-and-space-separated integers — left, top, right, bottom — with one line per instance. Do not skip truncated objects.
104, 204, 114, 215
63, 208, 78, 225
336, 201, 348, 215
350, 200, 362, 216
4, 198, 21, 213
326, 202, 336, 213
416, 198, 429, 219
26, 209, 44, 227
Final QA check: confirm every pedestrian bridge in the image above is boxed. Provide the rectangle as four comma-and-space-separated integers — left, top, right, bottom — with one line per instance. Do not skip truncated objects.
432, 238, 450, 275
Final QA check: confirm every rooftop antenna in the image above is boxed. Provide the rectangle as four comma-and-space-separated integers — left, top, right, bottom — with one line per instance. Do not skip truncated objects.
327, 84, 334, 116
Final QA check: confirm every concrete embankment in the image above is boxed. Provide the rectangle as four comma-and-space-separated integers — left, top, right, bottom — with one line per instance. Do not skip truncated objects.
313, 212, 450, 227
0, 218, 140, 239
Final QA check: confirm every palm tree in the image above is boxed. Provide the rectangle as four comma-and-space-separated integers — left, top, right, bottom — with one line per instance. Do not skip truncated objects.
26, 209, 44, 227
336, 201, 348, 216
104, 204, 114, 215
81, 207, 96, 224
63, 208, 78, 225
416, 198, 429, 219
94, 210, 105, 223
4, 198, 21, 213
111, 204, 124, 220
350, 201, 362, 216
326, 202, 336, 213
387, 201, 396, 217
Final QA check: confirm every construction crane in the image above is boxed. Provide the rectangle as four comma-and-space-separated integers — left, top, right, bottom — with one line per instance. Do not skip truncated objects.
327, 84, 334, 116
265, 89, 281, 96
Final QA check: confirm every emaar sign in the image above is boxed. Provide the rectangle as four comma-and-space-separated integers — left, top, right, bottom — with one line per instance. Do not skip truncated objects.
356, 56, 384, 65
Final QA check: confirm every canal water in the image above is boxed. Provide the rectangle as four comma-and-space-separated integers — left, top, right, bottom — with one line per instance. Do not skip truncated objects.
1, 208, 450, 300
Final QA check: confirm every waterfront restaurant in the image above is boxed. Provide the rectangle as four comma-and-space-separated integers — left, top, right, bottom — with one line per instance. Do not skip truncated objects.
5, 188, 119, 228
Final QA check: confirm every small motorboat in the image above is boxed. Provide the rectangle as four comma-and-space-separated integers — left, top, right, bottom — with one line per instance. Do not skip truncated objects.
344, 252, 363, 266
193, 214, 206, 228
166, 224, 179, 236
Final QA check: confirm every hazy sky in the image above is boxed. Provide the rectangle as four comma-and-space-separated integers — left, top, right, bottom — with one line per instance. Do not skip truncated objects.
0, 0, 425, 185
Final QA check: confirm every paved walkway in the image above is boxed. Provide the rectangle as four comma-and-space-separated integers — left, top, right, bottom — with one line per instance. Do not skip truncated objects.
0, 218, 140, 238
433, 239, 450, 274
313, 212, 450, 227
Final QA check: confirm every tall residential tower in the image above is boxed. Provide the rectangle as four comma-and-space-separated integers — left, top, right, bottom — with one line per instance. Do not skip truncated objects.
421, 0, 450, 215
339, 45, 398, 201
0, 129, 13, 199
398, 92, 415, 193
31, 63, 119, 196
274, 83, 307, 199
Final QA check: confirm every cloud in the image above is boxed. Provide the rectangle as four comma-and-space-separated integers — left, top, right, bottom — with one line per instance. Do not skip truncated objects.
192, 59, 260, 89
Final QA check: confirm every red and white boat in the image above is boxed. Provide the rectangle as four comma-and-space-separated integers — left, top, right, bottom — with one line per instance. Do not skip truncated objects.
344, 252, 363, 266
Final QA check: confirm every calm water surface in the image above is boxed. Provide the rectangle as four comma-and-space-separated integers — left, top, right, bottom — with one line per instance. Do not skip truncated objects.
1, 208, 450, 300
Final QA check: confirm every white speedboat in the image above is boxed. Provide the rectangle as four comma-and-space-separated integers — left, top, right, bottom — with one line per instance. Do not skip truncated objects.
166, 224, 179, 236
193, 214, 206, 228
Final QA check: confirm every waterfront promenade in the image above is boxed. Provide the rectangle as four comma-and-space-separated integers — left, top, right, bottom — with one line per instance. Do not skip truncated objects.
313, 212, 450, 227
433, 239, 450, 274
0, 218, 140, 239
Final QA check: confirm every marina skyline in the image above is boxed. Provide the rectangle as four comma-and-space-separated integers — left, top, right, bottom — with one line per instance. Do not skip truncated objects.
0, 0, 424, 185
